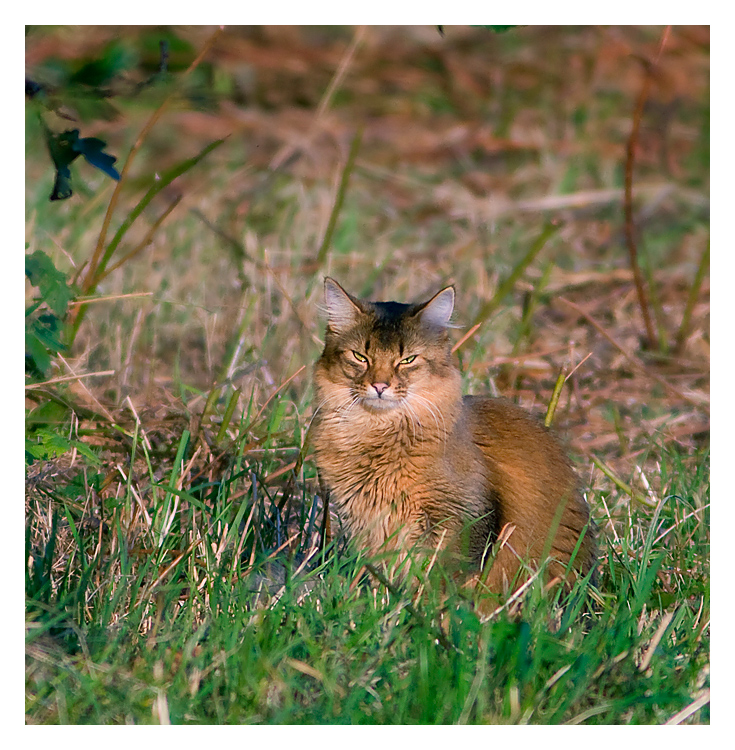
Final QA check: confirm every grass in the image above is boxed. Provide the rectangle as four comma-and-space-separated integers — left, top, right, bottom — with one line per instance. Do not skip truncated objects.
25, 25, 709, 724
25, 440, 709, 724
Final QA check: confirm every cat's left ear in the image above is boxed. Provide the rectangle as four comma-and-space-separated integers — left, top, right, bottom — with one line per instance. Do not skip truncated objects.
417, 286, 455, 328
324, 277, 363, 334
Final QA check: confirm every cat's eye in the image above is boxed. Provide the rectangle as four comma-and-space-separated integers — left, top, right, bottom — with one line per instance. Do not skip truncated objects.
398, 354, 418, 365
351, 350, 368, 363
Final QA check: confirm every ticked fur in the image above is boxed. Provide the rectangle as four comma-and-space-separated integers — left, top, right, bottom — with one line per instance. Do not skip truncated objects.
311, 278, 596, 593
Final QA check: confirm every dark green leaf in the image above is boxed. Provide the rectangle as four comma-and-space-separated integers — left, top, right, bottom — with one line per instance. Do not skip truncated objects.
71, 440, 102, 466
25, 400, 68, 431
25, 250, 74, 315
32, 313, 65, 349
50, 165, 73, 201
45, 129, 80, 200
26, 331, 52, 376
72, 136, 120, 180
26, 250, 58, 286
27, 429, 72, 460
45, 129, 80, 171
44, 128, 119, 200
69, 41, 137, 87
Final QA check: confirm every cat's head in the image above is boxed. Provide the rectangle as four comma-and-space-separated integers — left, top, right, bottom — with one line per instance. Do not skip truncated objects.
314, 278, 462, 418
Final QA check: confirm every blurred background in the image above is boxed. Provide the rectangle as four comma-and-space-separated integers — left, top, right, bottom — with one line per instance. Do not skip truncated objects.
25, 23, 709, 490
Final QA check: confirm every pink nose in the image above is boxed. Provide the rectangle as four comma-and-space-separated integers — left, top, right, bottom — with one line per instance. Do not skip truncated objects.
372, 382, 389, 396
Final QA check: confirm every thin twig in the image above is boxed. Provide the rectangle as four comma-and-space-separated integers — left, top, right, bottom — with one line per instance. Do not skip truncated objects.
55, 355, 115, 421
557, 296, 702, 407
652, 504, 710, 547
564, 351, 593, 382
250, 365, 306, 427
25, 370, 115, 390
314, 26, 366, 122
125, 395, 152, 452
269, 25, 367, 171
316, 129, 363, 268
470, 222, 560, 329
451, 322, 482, 353
79, 27, 224, 297
480, 569, 542, 623
675, 240, 710, 353
664, 688, 710, 725
413, 528, 448, 603
68, 292, 154, 306
589, 455, 654, 507
96, 195, 183, 283
638, 609, 675, 671
624, 25, 671, 349
233, 501, 258, 574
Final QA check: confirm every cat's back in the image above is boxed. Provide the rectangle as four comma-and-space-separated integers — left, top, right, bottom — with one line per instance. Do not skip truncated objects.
463, 395, 578, 497
463, 396, 574, 476
464, 395, 596, 578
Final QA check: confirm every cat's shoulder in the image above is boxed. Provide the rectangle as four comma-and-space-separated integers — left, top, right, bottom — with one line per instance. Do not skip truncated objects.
462, 394, 551, 432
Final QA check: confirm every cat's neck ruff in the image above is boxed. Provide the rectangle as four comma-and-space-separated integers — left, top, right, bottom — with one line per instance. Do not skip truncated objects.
319, 387, 460, 450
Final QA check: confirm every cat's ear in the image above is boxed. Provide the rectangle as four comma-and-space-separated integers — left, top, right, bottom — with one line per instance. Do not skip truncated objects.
324, 278, 363, 333
417, 286, 455, 328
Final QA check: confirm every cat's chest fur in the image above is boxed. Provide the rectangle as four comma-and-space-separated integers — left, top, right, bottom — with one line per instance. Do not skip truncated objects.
312, 407, 488, 556
316, 412, 436, 498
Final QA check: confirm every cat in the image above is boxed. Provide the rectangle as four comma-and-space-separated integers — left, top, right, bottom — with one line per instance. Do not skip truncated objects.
311, 278, 596, 596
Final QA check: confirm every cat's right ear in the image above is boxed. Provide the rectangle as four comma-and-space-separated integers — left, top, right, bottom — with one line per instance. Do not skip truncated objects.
417, 285, 455, 329
324, 278, 362, 334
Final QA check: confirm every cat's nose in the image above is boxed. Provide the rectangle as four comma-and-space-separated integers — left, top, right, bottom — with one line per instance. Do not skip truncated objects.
372, 382, 390, 397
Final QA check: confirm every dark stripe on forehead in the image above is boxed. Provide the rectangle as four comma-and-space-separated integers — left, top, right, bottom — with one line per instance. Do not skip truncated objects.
374, 300, 411, 318
373, 322, 401, 348
367, 300, 413, 349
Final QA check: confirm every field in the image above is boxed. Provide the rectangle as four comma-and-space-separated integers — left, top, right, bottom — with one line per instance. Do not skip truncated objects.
25, 25, 709, 724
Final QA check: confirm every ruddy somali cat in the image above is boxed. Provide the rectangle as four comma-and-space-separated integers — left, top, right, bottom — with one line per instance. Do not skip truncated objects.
312, 278, 596, 594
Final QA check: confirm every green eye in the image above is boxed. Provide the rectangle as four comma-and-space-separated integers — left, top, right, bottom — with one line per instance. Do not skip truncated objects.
351, 350, 368, 363
399, 354, 417, 365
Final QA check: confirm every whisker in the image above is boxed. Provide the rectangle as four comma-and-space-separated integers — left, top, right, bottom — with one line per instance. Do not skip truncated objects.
314, 390, 359, 423
401, 400, 424, 442
401, 400, 421, 443
408, 392, 447, 443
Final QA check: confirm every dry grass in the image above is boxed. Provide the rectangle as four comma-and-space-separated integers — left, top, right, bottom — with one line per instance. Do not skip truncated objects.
25, 25, 709, 724
30, 27, 708, 500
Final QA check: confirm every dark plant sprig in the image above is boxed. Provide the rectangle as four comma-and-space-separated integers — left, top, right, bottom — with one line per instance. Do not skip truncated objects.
44, 127, 120, 201
27, 37, 171, 201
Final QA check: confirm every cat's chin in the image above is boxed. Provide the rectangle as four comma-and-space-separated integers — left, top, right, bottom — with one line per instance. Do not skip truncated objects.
360, 396, 401, 413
